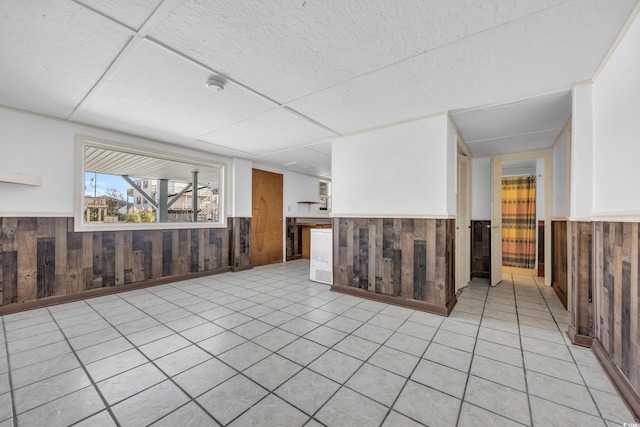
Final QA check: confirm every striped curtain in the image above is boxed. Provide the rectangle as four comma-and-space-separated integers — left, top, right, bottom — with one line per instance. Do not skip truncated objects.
502, 176, 536, 268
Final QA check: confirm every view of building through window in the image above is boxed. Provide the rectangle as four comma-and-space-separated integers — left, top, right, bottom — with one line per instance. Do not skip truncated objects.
83, 172, 220, 224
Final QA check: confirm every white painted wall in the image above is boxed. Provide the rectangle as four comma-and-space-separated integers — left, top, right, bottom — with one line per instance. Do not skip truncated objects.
570, 84, 594, 219
552, 124, 569, 217
447, 117, 458, 215
332, 114, 451, 217
284, 171, 329, 218
0, 107, 231, 216
471, 157, 491, 220
592, 9, 640, 214
230, 158, 252, 217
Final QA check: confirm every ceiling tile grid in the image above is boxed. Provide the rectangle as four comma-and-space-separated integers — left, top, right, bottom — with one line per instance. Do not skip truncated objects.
72, 39, 278, 143
0, 1, 132, 118
0, 0, 637, 177
74, 0, 163, 30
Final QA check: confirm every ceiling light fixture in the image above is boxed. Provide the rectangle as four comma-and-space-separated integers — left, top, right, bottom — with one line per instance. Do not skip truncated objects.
206, 77, 225, 92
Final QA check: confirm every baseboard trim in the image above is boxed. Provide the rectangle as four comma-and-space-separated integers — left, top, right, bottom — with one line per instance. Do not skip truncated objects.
330, 285, 457, 317
567, 324, 593, 348
0, 266, 233, 316
232, 264, 253, 272
592, 339, 640, 421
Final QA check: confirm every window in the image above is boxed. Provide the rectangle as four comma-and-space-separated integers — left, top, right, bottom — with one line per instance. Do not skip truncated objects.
77, 136, 225, 231
319, 180, 331, 212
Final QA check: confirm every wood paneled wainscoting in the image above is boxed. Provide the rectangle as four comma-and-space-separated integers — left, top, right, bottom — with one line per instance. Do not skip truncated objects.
0, 217, 251, 314
286, 218, 302, 261
229, 217, 251, 271
331, 217, 456, 316
551, 220, 568, 308
591, 221, 640, 418
568, 221, 594, 347
471, 220, 491, 279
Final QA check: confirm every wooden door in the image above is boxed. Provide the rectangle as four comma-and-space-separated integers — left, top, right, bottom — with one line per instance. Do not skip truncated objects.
251, 169, 283, 266
471, 221, 491, 279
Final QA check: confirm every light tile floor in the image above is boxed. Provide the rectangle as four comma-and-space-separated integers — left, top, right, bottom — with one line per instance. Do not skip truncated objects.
0, 260, 635, 426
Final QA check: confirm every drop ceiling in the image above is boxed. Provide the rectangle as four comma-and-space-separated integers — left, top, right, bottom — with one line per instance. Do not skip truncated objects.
0, 0, 637, 178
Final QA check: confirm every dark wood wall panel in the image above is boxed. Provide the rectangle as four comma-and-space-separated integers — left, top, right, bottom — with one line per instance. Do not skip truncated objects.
286, 218, 302, 260
538, 220, 545, 277
471, 220, 491, 279
230, 217, 251, 271
594, 221, 640, 396
570, 222, 594, 342
0, 216, 235, 309
552, 220, 568, 308
332, 217, 456, 315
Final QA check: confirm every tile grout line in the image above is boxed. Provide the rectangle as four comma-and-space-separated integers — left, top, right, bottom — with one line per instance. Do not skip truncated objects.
508, 273, 538, 426
90, 274, 353, 426
374, 311, 449, 426
454, 278, 491, 426
74, 276, 361, 425
221, 301, 404, 426
87, 294, 234, 426
530, 275, 608, 422
45, 305, 122, 427
1, 317, 19, 427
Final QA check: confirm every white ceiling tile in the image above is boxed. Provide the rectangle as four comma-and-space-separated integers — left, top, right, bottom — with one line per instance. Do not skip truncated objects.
147, 0, 570, 103
73, 39, 276, 141
74, 0, 161, 29
305, 141, 333, 156
0, 0, 131, 118
257, 147, 330, 167
468, 130, 561, 157
1, 0, 636, 177
198, 108, 336, 156
287, 0, 635, 134
452, 92, 571, 144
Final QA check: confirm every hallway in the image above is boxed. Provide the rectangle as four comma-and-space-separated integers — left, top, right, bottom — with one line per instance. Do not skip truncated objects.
0, 261, 633, 426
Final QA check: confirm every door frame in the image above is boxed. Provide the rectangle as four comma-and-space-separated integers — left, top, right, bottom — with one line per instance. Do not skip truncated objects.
491, 151, 552, 285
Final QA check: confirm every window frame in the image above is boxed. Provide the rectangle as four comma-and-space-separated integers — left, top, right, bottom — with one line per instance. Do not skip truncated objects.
75, 135, 226, 232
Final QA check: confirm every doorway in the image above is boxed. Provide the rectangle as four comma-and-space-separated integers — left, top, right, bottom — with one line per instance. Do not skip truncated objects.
251, 168, 284, 267
491, 153, 552, 286
501, 164, 537, 272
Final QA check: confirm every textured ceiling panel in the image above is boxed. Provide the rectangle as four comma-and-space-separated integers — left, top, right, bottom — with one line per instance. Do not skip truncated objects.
198, 108, 336, 156
1, 0, 636, 177
74, 40, 277, 141
467, 130, 562, 157
257, 147, 330, 167
305, 141, 333, 156
0, 0, 131, 118
292, 161, 332, 179
147, 0, 570, 103
452, 92, 571, 144
74, 0, 161, 29
287, 0, 635, 134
